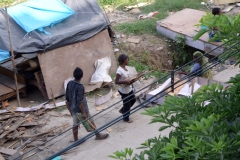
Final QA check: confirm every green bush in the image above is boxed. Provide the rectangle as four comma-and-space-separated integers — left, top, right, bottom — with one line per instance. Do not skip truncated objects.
194, 13, 240, 65
109, 74, 240, 159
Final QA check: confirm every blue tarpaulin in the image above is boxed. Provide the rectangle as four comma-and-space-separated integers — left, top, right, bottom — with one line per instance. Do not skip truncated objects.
0, 50, 10, 63
0, 0, 110, 54
7, 0, 75, 33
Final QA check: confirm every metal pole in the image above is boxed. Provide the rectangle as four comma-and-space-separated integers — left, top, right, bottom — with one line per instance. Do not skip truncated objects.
5, 7, 21, 107
171, 70, 174, 92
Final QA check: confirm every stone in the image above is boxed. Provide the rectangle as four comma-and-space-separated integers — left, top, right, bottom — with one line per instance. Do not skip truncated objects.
121, 34, 126, 38
127, 37, 141, 44
129, 43, 136, 51
224, 60, 230, 65
157, 47, 163, 51
115, 34, 121, 38
114, 48, 119, 53
148, 44, 154, 47
129, 8, 141, 15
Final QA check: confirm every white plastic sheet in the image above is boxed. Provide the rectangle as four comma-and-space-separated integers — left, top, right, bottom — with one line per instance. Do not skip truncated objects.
90, 57, 112, 84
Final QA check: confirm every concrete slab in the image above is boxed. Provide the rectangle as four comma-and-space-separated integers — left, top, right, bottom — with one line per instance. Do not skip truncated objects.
156, 8, 223, 56
213, 65, 240, 82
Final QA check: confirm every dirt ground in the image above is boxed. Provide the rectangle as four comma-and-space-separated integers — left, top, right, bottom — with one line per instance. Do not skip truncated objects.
5, 76, 172, 160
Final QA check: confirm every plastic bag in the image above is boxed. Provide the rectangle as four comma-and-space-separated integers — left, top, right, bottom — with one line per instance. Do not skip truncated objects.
90, 57, 112, 84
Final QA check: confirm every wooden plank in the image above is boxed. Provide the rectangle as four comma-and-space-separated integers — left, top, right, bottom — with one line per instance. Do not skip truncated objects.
0, 67, 26, 85
214, 0, 240, 5
0, 153, 5, 160
0, 84, 14, 96
0, 75, 25, 90
0, 57, 26, 71
222, 5, 235, 13
0, 147, 17, 156
127, 37, 141, 44
0, 119, 27, 138
166, 78, 187, 96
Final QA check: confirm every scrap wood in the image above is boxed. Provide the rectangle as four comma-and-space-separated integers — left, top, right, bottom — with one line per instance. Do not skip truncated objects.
130, 70, 150, 83
9, 131, 25, 139
126, 37, 141, 44
20, 121, 44, 127
26, 118, 33, 122
1, 101, 9, 108
166, 78, 187, 96
0, 118, 27, 139
34, 109, 45, 116
0, 153, 4, 160
87, 120, 96, 130
222, 5, 234, 13
96, 105, 103, 111
22, 152, 37, 160
0, 147, 17, 156
124, 2, 150, 11
214, 0, 240, 5
26, 141, 44, 148
17, 124, 68, 138
0, 101, 47, 115
15, 138, 32, 151
7, 141, 18, 149
47, 112, 71, 117
17, 127, 25, 131
0, 137, 9, 146
0, 114, 24, 121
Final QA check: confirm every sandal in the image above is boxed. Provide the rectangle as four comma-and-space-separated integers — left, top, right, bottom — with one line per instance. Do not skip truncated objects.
123, 119, 133, 123
95, 133, 109, 140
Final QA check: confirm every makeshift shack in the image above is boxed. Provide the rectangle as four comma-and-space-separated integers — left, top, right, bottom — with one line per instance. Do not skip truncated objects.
156, 8, 223, 56
0, 0, 117, 100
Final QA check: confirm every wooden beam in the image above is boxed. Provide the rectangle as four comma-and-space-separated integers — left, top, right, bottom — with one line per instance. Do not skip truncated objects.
214, 0, 240, 5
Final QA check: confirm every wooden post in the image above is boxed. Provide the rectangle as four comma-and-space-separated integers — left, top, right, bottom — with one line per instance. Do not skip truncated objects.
5, 7, 21, 107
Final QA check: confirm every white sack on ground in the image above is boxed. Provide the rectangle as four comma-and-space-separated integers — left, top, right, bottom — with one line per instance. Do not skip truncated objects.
90, 57, 112, 84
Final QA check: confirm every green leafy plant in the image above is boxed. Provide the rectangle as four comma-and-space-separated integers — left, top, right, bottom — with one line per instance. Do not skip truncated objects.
109, 148, 134, 160
168, 35, 192, 68
193, 13, 240, 64
110, 74, 240, 159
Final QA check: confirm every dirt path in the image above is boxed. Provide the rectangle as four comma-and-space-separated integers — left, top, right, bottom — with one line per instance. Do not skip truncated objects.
40, 96, 172, 160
